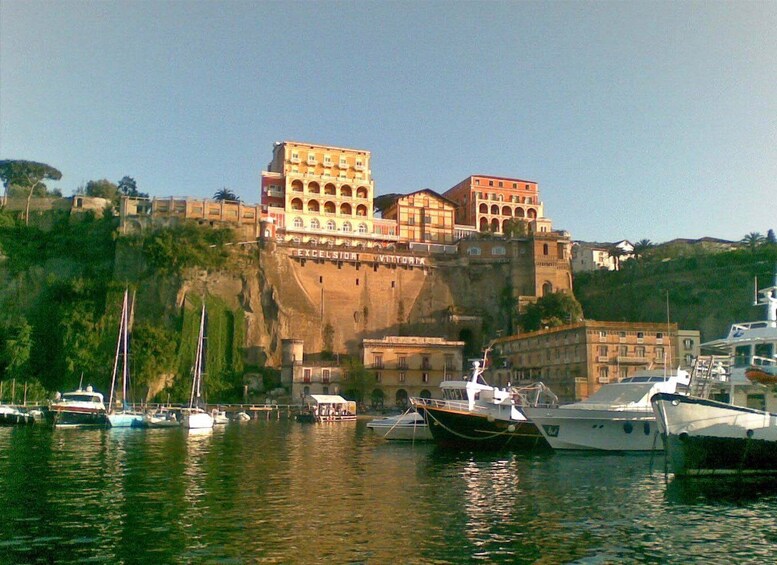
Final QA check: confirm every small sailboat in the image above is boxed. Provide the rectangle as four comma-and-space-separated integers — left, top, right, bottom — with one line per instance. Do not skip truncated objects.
182, 302, 214, 430
106, 290, 144, 428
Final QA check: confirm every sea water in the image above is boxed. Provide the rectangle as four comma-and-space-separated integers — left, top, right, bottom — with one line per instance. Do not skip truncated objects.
2, 420, 777, 564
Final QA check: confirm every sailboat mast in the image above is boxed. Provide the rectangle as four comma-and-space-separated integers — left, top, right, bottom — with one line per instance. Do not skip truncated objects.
189, 302, 206, 408
122, 290, 130, 406
108, 290, 128, 411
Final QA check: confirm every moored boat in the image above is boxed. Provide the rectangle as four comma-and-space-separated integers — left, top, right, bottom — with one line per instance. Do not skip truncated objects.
0, 404, 35, 426
651, 271, 777, 476
182, 302, 213, 430
366, 410, 432, 441
523, 369, 689, 451
411, 352, 554, 449
652, 392, 777, 476
49, 386, 108, 428
106, 290, 143, 428
296, 394, 356, 423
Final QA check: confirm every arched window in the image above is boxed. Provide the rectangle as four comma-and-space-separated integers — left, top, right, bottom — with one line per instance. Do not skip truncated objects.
291, 180, 303, 192
307, 200, 320, 212
310, 219, 320, 230
356, 186, 368, 198
307, 181, 320, 194
290, 198, 303, 211
340, 203, 352, 215
340, 184, 352, 197
356, 204, 368, 216
342, 221, 352, 232
324, 183, 337, 195
502, 206, 512, 216
467, 246, 481, 256
479, 203, 488, 213
358, 223, 367, 234
293, 217, 303, 228
528, 209, 537, 219
479, 217, 489, 231
543, 243, 549, 255
516, 207, 525, 218
324, 201, 336, 214
490, 218, 499, 232
543, 281, 553, 296
326, 220, 336, 231
491, 205, 499, 215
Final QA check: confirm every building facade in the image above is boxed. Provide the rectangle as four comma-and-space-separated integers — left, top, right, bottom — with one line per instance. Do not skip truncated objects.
362, 336, 465, 408
261, 141, 387, 246
442, 175, 544, 234
492, 321, 700, 402
571, 241, 634, 272
374, 189, 457, 245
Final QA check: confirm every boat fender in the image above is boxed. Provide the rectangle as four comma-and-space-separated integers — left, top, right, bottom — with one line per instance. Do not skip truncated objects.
507, 425, 515, 432
746, 429, 754, 438
487, 415, 495, 423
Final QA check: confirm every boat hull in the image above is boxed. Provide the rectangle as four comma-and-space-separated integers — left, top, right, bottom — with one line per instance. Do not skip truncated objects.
183, 411, 214, 429
107, 412, 144, 428
50, 409, 108, 428
0, 407, 35, 426
523, 407, 661, 451
416, 404, 548, 449
367, 413, 433, 441
652, 392, 777, 476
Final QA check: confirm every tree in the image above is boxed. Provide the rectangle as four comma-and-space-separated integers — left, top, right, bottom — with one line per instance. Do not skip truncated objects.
607, 244, 625, 270
503, 218, 529, 239
518, 291, 583, 332
0, 319, 33, 382
341, 358, 371, 404
742, 232, 765, 253
0, 160, 62, 225
213, 188, 239, 202
85, 179, 119, 202
632, 239, 654, 262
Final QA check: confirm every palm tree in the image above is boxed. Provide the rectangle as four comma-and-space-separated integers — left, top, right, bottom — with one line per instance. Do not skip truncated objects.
632, 239, 654, 261
607, 245, 625, 270
741, 232, 765, 253
213, 188, 239, 202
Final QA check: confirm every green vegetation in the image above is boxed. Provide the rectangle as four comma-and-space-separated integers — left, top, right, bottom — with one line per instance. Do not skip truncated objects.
0, 206, 245, 403
574, 240, 777, 342
518, 291, 584, 332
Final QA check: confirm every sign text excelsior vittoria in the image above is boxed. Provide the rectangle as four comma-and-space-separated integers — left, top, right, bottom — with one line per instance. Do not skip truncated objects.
291, 248, 426, 266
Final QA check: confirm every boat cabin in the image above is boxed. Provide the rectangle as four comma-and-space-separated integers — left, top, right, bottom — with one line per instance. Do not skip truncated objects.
299, 394, 356, 422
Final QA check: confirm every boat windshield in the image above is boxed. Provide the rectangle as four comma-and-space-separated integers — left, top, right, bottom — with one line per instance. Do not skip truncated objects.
63, 394, 102, 403
575, 383, 656, 407
442, 388, 466, 401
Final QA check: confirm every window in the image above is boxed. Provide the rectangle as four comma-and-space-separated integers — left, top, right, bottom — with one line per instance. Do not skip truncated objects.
421, 356, 431, 370
342, 221, 352, 232
326, 220, 336, 231
303, 368, 311, 384
619, 345, 628, 356
655, 347, 664, 360
373, 354, 383, 369
310, 219, 320, 229
422, 373, 429, 383
488, 180, 494, 187
683, 338, 694, 349
468, 246, 481, 256
322, 369, 330, 384
358, 223, 367, 234
598, 345, 608, 356
397, 356, 408, 369
399, 372, 406, 383
375, 372, 382, 383
636, 346, 645, 357
444, 354, 454, 371
293, 217, 303, 228
492, 246, 506, 256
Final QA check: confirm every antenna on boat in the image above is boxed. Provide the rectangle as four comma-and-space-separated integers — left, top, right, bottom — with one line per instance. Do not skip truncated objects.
754, 275, 759, 306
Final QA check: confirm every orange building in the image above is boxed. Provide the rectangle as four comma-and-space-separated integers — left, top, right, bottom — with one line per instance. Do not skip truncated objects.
443, 175, 544, 234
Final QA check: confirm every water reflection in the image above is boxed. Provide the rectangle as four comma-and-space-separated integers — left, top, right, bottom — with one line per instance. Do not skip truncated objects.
4, 423, 777, 563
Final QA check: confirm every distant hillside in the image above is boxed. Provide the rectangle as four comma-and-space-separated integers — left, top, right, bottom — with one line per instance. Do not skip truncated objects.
573, 245, 777, 343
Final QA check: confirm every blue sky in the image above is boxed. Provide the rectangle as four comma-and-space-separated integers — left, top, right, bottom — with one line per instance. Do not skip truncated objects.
2, 1, 775, 243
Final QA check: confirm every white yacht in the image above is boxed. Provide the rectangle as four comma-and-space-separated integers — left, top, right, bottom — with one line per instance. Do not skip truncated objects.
652, 273, 777, 475
523, 369, 690, 451
49, 386, 108, 428
366, 411, 432, 441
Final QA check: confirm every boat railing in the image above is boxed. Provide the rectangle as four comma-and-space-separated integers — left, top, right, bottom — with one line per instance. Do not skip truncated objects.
752, 355, 777, 367
412, 397, 494, 415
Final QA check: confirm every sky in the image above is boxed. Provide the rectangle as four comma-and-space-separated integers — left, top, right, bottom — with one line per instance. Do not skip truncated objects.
1, 1, 775, 244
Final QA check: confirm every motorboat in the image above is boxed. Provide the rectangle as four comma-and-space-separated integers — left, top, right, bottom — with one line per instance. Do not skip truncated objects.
143, 408, 180, 428
651, 273, 777, 475
411, 351, 554, 449
233, 411, 251, 422
366, 410, 432, 441
212, 409, 230, 425
48, 386, 108, 428
0, 404, 35, 426
523, 369, 690, 451
652, 392, 777, 476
